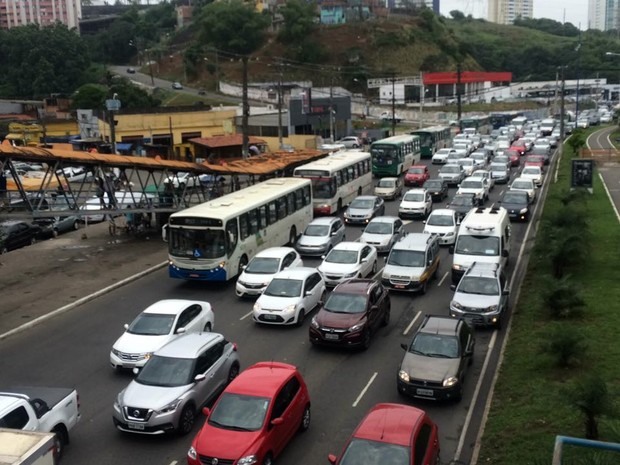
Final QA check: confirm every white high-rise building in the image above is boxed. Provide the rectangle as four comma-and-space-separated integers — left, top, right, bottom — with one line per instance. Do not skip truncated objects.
588, 0, 619, 31
488, 0, 533, 24
0, 0, 82, 30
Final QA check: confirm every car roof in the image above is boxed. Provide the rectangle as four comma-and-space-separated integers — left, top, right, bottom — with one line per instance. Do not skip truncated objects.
404, 188, 427, 194
513, 177, 533, 183
379, 177, 399, 181
393, 232, 433, 250
367, 215, 400, 224
504, 189, 529, 198
428, 208, 455, 217
155, 332, 223, 358
270, 267, 318, 280
253, 247, 297, 259
142, 299, 207, 315
419, 315, 461, 336
465, 261, 501, 278
332, 278, 375, 294
333, 241, 366, 252
352, 195, 379, 201
308, 216, 340, 226
225, 362, 298, 397
353, 403, 427, 447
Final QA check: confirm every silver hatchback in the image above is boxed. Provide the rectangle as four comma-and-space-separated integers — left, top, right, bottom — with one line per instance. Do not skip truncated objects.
113, 332, 240, 435
295, 216, 346, 256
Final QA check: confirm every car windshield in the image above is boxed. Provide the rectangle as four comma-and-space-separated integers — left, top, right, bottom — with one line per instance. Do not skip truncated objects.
387, 249, 425, 267
326, 249, 358, 264
245, 257, 280, 274
324, 293, 368, 314
502, 192, 528, 203
427, 214, 454, 226
136, 355, 195, 387
522, 168, 539, 175
458, 276, 500, 295
339, 438, 410, 465
403, 192, 424, 202
364, 222, 392, 234
441, 166, 459, 174
459, 160, 474, 166
450, 195, 473, 207
263, 278, 302, 297
208, 393, 269, 431
512, 180, 532, 190
408, 168, 424, 174
455, 235, 500, 256
350, 198, 374, 209
127, 313, 175, 336
410, 333, 459, 358
424, 181, 441, 190
471, 154, 485, 160
377, 179, 395, 188
461, 180, 482, 189
490, 164, 506, 171
303, 224, 329, 237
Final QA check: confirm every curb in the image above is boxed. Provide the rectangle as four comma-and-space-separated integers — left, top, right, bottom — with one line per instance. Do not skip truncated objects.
0, 260, 168, 342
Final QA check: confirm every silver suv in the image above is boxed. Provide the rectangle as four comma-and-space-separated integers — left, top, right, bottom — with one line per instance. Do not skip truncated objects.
113, 332, 240, 435
449, 262, 509, 329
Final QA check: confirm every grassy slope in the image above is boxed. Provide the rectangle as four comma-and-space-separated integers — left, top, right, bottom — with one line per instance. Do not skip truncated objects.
477, 133, 620, 464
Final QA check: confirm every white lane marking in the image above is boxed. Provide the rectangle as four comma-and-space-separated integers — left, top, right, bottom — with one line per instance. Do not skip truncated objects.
454, 331, 497, 460
240, 310, 253, 320
598, 173, 620, 223
437, 271, 449, 287
402, 311, 421, 336
169, 461, 178, 465
498, 189, 504, 196
402, 220, 413, 225
352, 372, 378, 407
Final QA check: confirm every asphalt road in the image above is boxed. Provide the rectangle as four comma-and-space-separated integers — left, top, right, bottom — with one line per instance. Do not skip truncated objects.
0, 150, 555, 465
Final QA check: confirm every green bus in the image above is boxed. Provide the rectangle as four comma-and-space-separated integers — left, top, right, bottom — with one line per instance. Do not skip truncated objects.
410, 126, 452, 159
459, 115, 492, 135
370, 134, 421, 177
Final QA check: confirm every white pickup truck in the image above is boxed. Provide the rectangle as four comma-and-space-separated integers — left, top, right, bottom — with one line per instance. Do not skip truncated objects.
0, 428, 57, 465
0, 387, 80, 460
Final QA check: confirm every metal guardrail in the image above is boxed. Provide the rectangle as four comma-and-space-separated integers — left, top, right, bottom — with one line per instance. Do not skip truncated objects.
552, 435, 620, 465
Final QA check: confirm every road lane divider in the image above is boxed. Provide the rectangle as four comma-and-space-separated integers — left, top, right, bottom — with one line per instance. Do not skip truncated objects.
240, 310, 253, 321
352, 372, 378, 407
437, 271, 449, 287
598, 172, 620, 223
402, 311, 421, 336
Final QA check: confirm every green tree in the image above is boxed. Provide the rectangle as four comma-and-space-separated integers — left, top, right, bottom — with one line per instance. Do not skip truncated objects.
278, 0, 316, 44
71, 84, 108, 110
568, 130, 587, 156
568, 373, 614, 439
199, 1, 270, 157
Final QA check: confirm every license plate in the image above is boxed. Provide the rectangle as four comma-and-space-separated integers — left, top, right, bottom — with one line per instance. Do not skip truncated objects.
324, 333, 339, 340
416, 388, 434, 397
263, 314, 278, 320
127, 422, 145, 430
394, 285, 405, 289
189, 273, 199, 278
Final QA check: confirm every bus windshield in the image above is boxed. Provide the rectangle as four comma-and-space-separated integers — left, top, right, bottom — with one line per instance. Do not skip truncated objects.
311, 178, 336, 199
169, 227, 227, 259
417, 133, 432, 147
370, 145, 398, 165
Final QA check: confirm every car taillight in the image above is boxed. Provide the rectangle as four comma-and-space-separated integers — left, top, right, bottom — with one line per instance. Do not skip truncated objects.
77, 393, 81, 411
232, 343, 238, 351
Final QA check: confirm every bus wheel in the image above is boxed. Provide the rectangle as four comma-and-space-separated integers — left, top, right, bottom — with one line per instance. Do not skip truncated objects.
289, 226, 297, 246
237, 255, 248, 277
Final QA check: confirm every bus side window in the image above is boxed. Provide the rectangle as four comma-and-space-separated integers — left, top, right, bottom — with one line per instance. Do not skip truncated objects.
258, 205, 268, 230
303, 186, 311, 205
287, 193, 295, 213
276, 196, 287, 220
268, 201, 277, 225
294, 190, 303, 210
226, 219, 238, 255
248, 209, 258, 235
239, 213, 249, 240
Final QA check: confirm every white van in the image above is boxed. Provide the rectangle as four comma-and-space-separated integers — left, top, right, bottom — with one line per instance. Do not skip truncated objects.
540, 118, 556, 136
449, 206, 511, 284
510, 116, 527, 130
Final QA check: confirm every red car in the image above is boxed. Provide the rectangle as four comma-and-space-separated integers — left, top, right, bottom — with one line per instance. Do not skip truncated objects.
524, 155, 545, 170
187, 362, 311, 465
404, 165, 430, 187
506, 149, 521, 167
509, 140, 527, 156
328, 403, 440, 465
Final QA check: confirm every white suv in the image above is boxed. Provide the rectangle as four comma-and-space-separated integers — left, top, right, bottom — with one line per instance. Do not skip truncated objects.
398, 188, 433, 219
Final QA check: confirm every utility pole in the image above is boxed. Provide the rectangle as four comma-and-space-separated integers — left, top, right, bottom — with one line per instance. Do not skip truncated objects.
457, 62, 463, 121
242, 55, 250, 158
277, 63, 283, 149
559, 66, 566, 161
419, 72, 425, 129
147, 49, 155, 87
329, 77, 335, 142
575, 30, 582, 118
391, 72, 396, 136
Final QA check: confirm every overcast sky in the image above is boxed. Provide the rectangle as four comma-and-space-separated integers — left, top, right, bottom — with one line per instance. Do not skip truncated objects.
440, 0, 589, 29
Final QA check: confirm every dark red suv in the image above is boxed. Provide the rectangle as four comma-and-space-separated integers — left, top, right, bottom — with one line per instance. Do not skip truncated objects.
309, 279, 390, 350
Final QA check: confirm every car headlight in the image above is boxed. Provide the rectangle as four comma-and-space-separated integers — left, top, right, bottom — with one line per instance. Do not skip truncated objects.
398, 370, 410, 382
411, 276, 420, 282
485, 305, 498, 313
114, 392, 123, 409
349, 320, 366, 332
519, 207, 529, 214
111, 348, 120, 357
443, 376, 459, 387
344, 271, 358, 278
310, 317, 319, 329
282, 304, 296, 313
253, 302, 262, 312
451, 300, 463, 310
238, 455, 258, 465
140, 352, 153, 361
187, 446, 197, 461
157, 398, 182, 414
344, 211, 351, 218
382, 271, 390, 280
445, 231, 455, 237
452, 264, 465, 271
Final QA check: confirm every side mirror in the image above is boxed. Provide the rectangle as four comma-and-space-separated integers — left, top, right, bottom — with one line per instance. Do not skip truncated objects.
502, 249, 509, 257
132, 367, 140, 375
331, 231, 338, 236
161, 224, 168, 242
202, 407, 210, 416
448, 246, 455, 254
370, 305, 379, 312
271, 417, 284, 426
422, 220, 426, 224
361, 257, 368, 263
124, 323, 129, 330
400, 343, 407, 350
321, 255, 326, 260
450, 284, 456, 291
176, 327, 187, 334
328, 454, 338, 465
503, 290, 510, 296
242, 264, 247, 270
194, 373, 206, 382
497, 200, 502, 204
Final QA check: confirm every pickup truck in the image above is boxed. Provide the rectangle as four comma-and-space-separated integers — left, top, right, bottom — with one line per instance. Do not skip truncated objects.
0, 428, 57, 465
0, 387, 80, 460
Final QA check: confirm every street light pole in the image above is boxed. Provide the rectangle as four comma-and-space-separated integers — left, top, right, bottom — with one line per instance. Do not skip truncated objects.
277, 66, 283, 149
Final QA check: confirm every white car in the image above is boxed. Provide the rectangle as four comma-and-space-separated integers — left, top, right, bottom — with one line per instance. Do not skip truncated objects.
235, 247, 303, 298
438, 164, 465, 186
252, 267, 326, 326
469, 169, 495, 191
336, 136, 362, 149
469, 152, 487, 169
510, 177, 537, 202
457, 158, 476, 177
110, 299, 215, 370
456, 178, 489, 205
80, 191, 158, 222
431, 148, 455, 164
423, 209, 459, 245
164, 172, 200, 189
318, 242, 378, 287
359, 216, 405, 253
520, 166, 544, 186
398, 188, 433, 219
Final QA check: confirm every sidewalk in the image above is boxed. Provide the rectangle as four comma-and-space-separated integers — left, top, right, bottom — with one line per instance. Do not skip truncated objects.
0, 221, 167, 335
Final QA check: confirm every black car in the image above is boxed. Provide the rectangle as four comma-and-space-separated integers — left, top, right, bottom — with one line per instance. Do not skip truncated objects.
446, 193, 477, 220
0, 220, 41, 254
499, 189, 531, 222
423, 178, 449, 202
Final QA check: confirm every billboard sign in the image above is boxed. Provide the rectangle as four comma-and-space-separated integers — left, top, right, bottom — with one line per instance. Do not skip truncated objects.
571, 159, 594, 189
